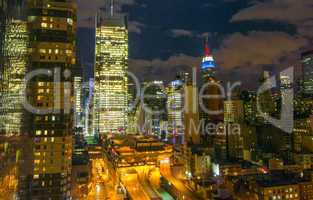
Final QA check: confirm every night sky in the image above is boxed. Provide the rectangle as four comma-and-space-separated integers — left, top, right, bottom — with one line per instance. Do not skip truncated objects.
76, 0, 313, 88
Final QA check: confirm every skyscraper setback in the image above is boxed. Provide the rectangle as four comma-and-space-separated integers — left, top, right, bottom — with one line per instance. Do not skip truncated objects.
18, 0, 77, 199
94, 11, 128, 135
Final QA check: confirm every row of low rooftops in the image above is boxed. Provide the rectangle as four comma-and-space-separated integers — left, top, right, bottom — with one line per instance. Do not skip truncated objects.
104, 134, 173, 168
106, 134, 173, 155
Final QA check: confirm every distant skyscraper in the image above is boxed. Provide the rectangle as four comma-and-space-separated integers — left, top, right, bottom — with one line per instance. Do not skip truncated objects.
94, 12, 128, 135
301, 50, 313, 96
0, 19, 28, 136
240, 91, 257, 123
280, 74, 292, 90
201, 41, 216, 78
141, 80, 167, 136
200, 41, 223, 124
0, 0, 27, 136
82, 79, 93, 136
167, 79, 184, 138
0, 0, 6, 57
74, 75, 82, 131
224, 100, 244, 123
184, 77, 200, 145
257, 71, 276, 121
19, 1, 77, 199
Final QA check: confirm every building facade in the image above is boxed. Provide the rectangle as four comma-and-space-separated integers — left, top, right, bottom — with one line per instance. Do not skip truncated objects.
199, 41, 223, 124
94, 14, 128, 135
18, 0, 77, 199
0, 19, 28, 136
167, 80, 184, 140
73, 75, 82, 132
302, 50, 313, 96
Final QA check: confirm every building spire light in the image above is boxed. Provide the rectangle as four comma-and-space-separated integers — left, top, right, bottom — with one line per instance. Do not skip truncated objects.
201, 38, 216, 70
110, 0, 114, 17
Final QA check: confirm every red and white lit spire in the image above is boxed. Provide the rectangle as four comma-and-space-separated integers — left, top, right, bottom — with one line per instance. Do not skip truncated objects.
201, 40, 216, 70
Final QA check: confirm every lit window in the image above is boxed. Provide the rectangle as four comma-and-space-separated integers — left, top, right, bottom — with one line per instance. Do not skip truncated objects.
33, 174, 39, 179
51, 137, 54, 142
41, 22, 48, 28
55, 49, 59, 54
66, 50, 72, 54
67, 18, 73, 25
36, 130, 41, 136
39, 49, 46, 54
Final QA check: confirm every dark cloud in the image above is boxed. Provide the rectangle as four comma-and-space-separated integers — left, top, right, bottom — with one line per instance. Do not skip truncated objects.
129, 54, 200, 81
231, 0, 313, 25
215, 31, 308, 69
78, 0, 313, 86
128, 21, 145, 34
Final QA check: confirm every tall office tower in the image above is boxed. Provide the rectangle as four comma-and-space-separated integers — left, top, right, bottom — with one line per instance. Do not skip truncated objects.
200, 41, 223, 125
0, 19, 28, 136
184, 77, 200, 145
224, 100, 244, 123
0, 0, 6, 56
167, 79, 184, 140
142, 81, 167, 136
224, 100, 244, 160
302, 50, 313, 96
94, 11, 128, 135
280, 74, 292, 90
257, 71, 276, 121
0, 1, 6, 135
0, 0, 27, 135
82, 80, 92, 136
19, 1, 77, 199
73, 66, 82, 133
240, 90, 257, 123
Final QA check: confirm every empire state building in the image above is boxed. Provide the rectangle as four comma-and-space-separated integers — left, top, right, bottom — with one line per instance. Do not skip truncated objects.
200, 41, 223, 124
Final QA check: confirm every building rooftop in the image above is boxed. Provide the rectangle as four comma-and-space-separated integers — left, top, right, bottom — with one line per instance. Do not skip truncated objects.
256, 172, 310, 187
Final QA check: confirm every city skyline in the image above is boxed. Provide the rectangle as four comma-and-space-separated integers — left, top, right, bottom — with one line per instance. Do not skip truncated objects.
76, 0, 312, 88
1, 0, 313, 200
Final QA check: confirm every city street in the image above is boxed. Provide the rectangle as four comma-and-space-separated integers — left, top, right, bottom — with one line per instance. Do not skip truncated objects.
87, 159, 121, 200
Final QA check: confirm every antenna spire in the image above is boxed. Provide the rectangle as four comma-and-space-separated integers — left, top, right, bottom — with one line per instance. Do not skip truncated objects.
204, 37, 211, 56
110, 0, 114, 16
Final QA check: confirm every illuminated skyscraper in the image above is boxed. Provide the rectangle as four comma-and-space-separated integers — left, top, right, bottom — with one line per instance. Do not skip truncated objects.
0, 19, 28, 136
200, 41, 223, 124
19, 0, 77, 199
0, 0, 6, 57
94, 12, 128, 135
257, 71, 276, 121
301, 50, 313, 96
184, 77, 200, 145
73, 65, 83, 133
142, 80, 167, 136
224, 100, 244, 123
0, 0, 27, 136
167, 79, 184, 138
